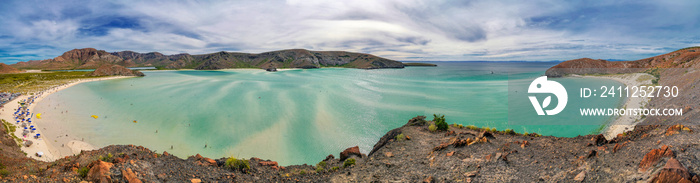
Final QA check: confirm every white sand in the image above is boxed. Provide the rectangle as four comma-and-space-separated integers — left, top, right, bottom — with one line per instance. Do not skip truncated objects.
2, 76, 133, 162
572, 73, 654, 139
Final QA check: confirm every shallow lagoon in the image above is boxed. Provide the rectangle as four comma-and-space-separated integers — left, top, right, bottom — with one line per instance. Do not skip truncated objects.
33, 62, 624, 165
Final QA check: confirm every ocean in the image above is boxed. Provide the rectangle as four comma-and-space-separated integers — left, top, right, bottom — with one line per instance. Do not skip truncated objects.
33, 62, 624, 165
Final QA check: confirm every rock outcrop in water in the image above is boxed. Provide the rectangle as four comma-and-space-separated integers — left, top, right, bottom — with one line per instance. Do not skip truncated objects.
11, 48, 405, 70
87, 64, 145, 77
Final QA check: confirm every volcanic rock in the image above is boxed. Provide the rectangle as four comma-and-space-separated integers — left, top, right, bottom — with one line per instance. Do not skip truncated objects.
340, 146, 363, 161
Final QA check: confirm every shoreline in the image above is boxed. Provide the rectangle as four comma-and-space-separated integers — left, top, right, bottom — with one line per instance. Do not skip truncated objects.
1, 76, 135, 161
571, 73, 654, 139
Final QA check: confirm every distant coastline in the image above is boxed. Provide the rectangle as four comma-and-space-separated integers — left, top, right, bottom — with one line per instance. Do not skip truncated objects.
402, 62, 437, 66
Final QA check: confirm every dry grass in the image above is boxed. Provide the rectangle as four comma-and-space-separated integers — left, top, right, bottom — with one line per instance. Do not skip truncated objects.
0, 71, 104, 94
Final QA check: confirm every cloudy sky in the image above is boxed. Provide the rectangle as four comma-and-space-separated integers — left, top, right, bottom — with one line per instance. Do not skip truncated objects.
1, 0, 699, 63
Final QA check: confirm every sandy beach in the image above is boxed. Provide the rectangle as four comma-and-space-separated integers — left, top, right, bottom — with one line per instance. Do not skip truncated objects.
573, 73, 655, 139
1, 76, 134, 161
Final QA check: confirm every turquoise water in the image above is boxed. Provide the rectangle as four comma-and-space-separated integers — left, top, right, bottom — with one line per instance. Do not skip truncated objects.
33, 62, 624, 165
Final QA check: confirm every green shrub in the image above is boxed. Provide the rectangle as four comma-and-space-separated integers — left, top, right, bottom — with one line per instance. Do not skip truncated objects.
99, 153, 113, 162
318, 161, 327, 168
77, 167, 89, 178
225, 157, 250, 171
316, 166, 324, 173
644, 68, 661, 85
428, 124, 437, 132
490, 127, 497, 132
0, 169, 9, 177
299, 170, 306, 175
343, 158, 356, 168
331, 166, 339, 171
433, 114, 448, 131
466, 125, 478, 130
395, 133, 405, 141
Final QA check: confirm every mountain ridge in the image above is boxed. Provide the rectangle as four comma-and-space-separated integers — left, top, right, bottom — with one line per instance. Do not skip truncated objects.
11, 48, 405, 70
545, 47, 700, 77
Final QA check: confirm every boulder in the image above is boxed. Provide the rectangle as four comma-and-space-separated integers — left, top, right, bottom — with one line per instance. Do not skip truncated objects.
340, 146, 363, 161
323, 154, 335, 161
613, 141, 628, 153
87, 160, 114, 183
591, 134, 607, 146
639, 145, 675, 172
407, 116, 427, 126
258, 161, 278, 167
201, 158, 216, 166
573, 171, 586, 182
520, 140, 530, 149
585, 150, 597, 159
423, 176, 434, 183
650, 158, 695, 183
665, 124, 691, 136
121, 168, 142, 183
478, 131, 494, 139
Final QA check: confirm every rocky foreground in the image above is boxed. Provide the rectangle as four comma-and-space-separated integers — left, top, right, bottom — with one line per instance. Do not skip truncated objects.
1, 115, 698, 182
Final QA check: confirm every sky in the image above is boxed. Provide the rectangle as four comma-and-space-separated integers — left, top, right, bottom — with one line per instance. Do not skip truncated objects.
0, 0, 699, 64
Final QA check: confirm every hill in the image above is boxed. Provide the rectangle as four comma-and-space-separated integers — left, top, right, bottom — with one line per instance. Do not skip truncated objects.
545, 47, 700, 126
0, 63, 21, 74
545, 47, 700, 77
87, 64, 145, 77
11, 48, 405, 70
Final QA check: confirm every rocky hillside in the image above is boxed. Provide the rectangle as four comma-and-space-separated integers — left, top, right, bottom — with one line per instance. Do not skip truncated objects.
11, 48, 405, 70
87, 64, 145, 77
545, 47, 700, 127
545, 47, 700, 77
1, 116, 698, 182
0, 63, 20, 74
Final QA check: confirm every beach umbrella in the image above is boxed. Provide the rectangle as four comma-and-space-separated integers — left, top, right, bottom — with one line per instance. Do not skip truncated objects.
91, 115, 98, 119
36, 113, 41, 119
36, 151, 43, 157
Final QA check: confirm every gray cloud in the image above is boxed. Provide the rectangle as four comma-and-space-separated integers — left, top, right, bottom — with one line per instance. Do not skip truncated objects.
0, 0, 699, 63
